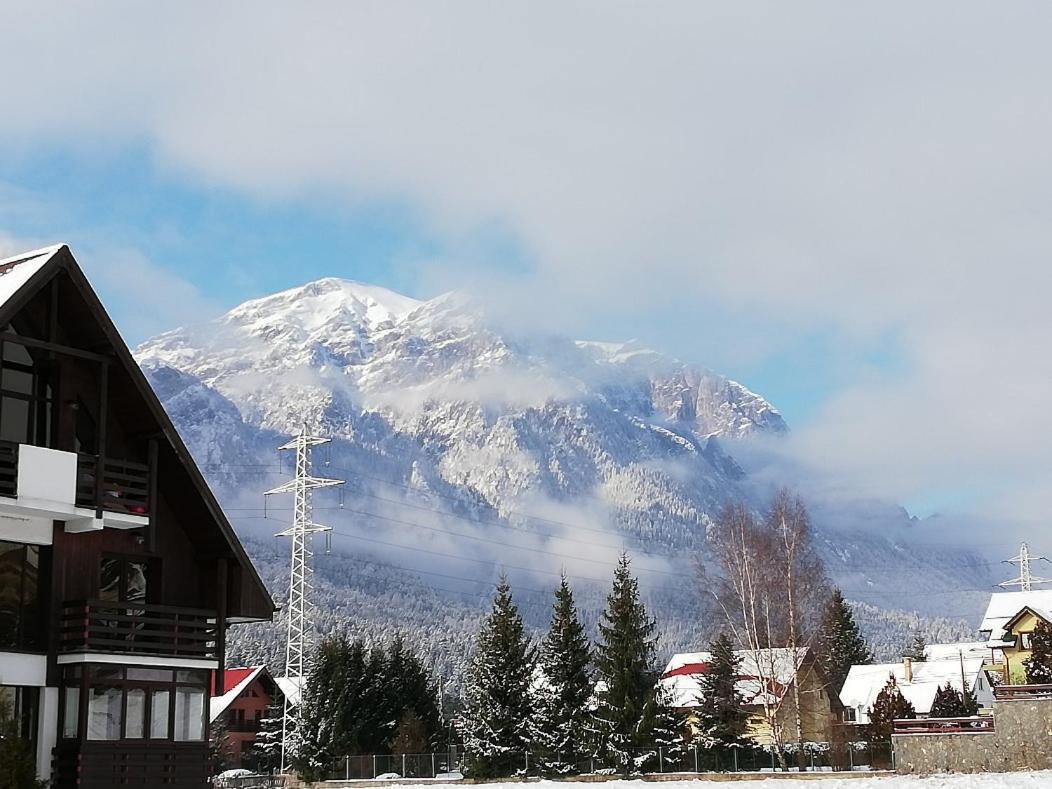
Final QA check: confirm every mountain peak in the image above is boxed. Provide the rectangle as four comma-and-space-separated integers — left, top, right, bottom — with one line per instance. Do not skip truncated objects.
229, 277, 423, 332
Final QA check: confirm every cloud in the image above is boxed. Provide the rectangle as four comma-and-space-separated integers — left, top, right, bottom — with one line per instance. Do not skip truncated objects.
81, 247, 223, 342
3, 2, 1052, 538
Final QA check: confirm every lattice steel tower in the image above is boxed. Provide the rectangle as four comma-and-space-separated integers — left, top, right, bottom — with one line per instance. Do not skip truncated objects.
999, 542, 1051, 592
265, 426, 344, 770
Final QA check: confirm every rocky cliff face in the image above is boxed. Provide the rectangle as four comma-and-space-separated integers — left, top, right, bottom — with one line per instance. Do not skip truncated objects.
136, 277, 988, 677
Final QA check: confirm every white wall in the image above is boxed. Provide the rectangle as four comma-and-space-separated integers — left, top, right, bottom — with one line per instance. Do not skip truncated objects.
0, 651, 46, 686
36, 687, 58, 782
0, 512, 53, 545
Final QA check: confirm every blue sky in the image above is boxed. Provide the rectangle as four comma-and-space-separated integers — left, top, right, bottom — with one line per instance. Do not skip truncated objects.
3, 2, 1052, 542
2, 146, 876, 427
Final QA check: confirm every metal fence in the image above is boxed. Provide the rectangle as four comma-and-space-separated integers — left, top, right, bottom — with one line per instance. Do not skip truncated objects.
320, 742, 894, 780
213, 776, 288, 789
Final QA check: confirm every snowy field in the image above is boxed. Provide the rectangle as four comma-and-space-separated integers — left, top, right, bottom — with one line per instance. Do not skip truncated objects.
377, 776, 1052, 789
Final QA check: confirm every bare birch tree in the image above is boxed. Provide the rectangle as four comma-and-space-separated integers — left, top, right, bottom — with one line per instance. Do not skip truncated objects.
704, 491, 830, 770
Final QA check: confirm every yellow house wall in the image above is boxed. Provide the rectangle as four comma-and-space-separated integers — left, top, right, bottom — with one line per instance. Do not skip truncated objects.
739, 667, 837, 747
1003, 610, 1044, 685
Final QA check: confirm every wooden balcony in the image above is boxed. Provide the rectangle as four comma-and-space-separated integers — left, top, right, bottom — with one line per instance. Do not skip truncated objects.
893, 716, 994, 735
76, 453, 151, 517
59, 600, 218, 661
0, 440, 17, 498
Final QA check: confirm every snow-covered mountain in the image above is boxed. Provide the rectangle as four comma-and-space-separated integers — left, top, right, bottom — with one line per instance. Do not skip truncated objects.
136, 278, 992, 678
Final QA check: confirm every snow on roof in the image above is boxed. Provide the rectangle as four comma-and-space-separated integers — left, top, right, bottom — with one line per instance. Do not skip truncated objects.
979, 590, 1052, 645
209, 666, 267, 723
924, 642, 989, 661
275, 676, 303, 708
660, 648, 809, 709
839, 654, 987, 717
0, 245, 63, 310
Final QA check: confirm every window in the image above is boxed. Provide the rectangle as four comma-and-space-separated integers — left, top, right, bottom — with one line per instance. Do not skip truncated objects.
174, 686, 205, 742
62, 665, 206, 743
150, 691, 170, 740
0, 541, 42, 650
86, 686, 122, 741
844, 707, 857, 722
0, 339, 52, 448
1022, 632, 1034, 650
61, 686, 79, 738
125, 688, 145, 739
0, 685, 39, 743
99, 557, 149, 604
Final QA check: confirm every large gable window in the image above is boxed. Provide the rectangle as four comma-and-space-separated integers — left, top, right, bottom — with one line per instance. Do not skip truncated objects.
0, 540, 42, 650
0, 338, 52, 448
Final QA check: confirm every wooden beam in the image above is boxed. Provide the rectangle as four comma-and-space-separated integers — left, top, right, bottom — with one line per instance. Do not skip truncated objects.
147, 438, 159, 552
94, 362, 108, 518
0, 331, 111, 363
215, 557, 228, 696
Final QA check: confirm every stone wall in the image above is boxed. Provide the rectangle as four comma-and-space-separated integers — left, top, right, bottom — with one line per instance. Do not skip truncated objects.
894, 698, 1052, 773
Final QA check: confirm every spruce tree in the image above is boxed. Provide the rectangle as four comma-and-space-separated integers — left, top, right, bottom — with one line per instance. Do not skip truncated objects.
294, 635, 352, 780
390, 710, 429, 755
867, 675, 915, 742
459, 577, 534, 778
695, 633, 747, 748
818, 589, 872, 693
1025, 621, 1052, 684
961, 684, 979, 716
0, 694, 43, 789
592, 552, 659, 775
902, 631, 927, 662
247, 700, 285, 774
648, 684, 690, 771
531, 574, 593, 775
929, 682, 967, 718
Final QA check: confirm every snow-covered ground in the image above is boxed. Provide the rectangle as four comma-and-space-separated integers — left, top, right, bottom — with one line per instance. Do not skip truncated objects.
380, 776, 1052, 789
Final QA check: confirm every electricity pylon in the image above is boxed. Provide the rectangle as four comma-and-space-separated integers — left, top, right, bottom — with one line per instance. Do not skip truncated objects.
264, 425, 344, 772
999, 542, 1052, 592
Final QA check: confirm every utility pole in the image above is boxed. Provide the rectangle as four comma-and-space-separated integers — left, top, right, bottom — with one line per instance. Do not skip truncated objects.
265, 425, 344, 773
999, 542, 1052, 592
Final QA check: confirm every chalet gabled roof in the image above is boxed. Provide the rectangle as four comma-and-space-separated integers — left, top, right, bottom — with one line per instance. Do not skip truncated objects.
660, 647, 811, 709
980, 590, 1052, 646
210, 665, 272, 723
1003, 605, 1052, 633
0, 244, 274, 620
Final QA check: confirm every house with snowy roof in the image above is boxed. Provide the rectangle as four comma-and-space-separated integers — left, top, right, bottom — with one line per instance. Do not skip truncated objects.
979, 590, 1052, 684
659, 647, 841, 746
210, 666, 280, 769
839, 650, 994, 725
0, 246, 274, 787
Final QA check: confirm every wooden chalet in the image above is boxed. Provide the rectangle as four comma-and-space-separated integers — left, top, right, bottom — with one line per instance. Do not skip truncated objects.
0, 245, 274, 787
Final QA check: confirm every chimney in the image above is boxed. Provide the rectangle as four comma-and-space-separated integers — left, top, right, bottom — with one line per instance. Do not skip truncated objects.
903, 657, 913, 683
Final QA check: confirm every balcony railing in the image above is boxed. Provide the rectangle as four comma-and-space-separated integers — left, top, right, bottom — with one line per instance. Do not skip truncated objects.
893, 717, 994, 735
59, 600, 217, 660
0, 440, 16, 498
76, 453, 151, 517
227, 719, 262, 733
993, 683, 1052, 702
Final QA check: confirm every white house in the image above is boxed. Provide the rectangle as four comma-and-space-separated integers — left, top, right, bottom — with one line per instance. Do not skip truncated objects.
839, 649, 994, 725
979, 590, 1052, 648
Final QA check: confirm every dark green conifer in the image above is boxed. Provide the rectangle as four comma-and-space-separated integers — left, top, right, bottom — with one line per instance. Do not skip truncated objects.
902, 631, 927, 662
818, 589, 872, 692
1025, 620, 1052, 684
532, 573, 593, 774
592, 552, 659, 775
867, 675, 915, 742
459, 577, 535, 778
695, 633, 747, 747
